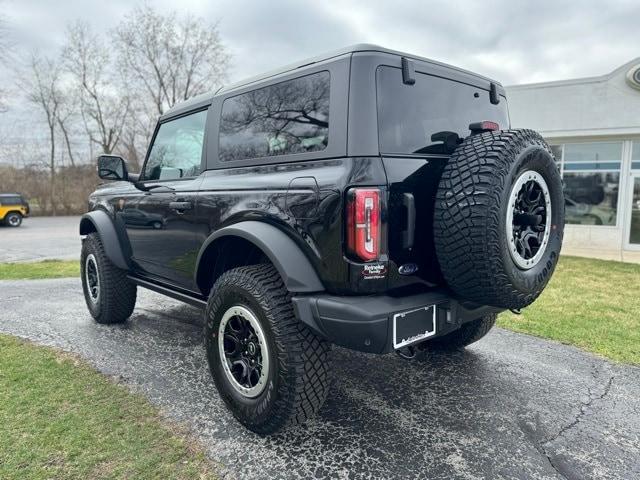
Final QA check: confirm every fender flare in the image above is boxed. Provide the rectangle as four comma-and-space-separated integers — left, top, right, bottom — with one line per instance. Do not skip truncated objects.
79, 210, 131, 270
195, 221, 325, 293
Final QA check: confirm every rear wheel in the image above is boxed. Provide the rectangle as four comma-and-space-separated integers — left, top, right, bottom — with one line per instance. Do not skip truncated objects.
81, 233, 137, 324
434, 129, 564, 310
204, 264, 330, 434
5, 212, 22, 227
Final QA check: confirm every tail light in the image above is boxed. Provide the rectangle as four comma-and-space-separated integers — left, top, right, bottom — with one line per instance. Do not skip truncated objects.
346, 188, 381, 261
469, 121, 500, 134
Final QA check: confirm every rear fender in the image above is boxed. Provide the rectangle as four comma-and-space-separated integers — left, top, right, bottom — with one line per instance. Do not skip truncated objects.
195, 221, 325, 293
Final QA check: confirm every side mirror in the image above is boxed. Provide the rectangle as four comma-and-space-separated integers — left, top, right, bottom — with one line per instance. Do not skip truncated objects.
97, 155, 128, 181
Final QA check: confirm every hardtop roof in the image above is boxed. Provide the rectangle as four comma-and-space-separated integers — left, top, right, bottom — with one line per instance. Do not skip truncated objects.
162, 44, 503, 119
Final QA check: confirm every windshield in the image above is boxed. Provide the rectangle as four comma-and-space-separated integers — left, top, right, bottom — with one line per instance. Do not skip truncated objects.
376, 66, 510, 155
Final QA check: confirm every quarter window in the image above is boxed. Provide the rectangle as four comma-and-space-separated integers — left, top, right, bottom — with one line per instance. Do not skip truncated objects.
554, 142, 622, 226
219, 71, 330, 162
143, 110, 207, 181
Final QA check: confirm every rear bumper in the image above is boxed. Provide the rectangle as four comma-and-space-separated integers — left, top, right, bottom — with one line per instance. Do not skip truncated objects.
292, 290, 503, 354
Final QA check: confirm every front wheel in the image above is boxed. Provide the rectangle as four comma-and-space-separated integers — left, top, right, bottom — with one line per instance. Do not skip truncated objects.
204, 264, 330, 434
81, 233, 137, 324
5, 212, 22, 227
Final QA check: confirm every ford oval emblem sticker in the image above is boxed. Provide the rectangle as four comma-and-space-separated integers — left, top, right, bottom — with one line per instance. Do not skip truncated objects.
398, 263, 419, 275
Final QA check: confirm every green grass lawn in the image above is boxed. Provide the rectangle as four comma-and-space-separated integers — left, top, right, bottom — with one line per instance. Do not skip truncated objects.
0, 260, 79, 280
498, 256, 640, 365
0, 334, 217, 480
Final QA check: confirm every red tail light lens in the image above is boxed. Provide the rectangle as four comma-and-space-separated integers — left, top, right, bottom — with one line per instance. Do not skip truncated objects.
346, 188, 381, 261
469, 121, 500, 133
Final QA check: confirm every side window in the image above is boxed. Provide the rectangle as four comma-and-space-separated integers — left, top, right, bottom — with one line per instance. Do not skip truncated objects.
143, 110, 208, 181
0, 196, 21, 205
219, 71, 330, 162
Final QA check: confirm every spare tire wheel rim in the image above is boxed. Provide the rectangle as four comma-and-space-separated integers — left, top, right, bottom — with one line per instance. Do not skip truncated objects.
218, 305, 270, 398
506, 170, 552, 270
85, 254, 100, 303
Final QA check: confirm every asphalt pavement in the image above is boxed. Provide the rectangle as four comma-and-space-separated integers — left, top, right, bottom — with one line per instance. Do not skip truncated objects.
0, 278, 638, 479
0, 215, 81, 262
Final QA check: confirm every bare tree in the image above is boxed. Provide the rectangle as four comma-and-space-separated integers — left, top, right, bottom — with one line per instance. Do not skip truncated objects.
115, 107, 155, 171
21, 53, 63, 215
63, 21, 129, 155
113, 4, 229, 115
56, 91, 78, 166
0, 9, 12, 112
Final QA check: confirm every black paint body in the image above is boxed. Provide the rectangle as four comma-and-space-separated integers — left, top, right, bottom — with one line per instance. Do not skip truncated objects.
84, 45, 508, 353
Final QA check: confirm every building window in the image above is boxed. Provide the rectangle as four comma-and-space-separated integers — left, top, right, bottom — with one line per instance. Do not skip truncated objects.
555, 142, 622, 226
632, 141, 640, 170
550, 144, 563, 164
219, 71, 330, 162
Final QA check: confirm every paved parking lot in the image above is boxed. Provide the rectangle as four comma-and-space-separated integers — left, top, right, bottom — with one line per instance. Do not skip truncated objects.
0, 216, 80, 262
1, 278, 638, 479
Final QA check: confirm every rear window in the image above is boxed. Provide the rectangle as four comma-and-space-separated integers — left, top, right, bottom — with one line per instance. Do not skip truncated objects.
219, 71, 330, 162
376, 66, 509, 155
0, 196, 23, 205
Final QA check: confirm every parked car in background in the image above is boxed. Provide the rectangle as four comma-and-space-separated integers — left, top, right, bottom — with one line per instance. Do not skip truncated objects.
121, 207, 166, 229
565, 196, 616, 225
0, 193, 30, 227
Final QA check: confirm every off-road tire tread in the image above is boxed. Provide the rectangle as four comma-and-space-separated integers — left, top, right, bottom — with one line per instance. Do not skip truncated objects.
207, 264, 330, 434
434, 129, 557, 309
81, 233, 136, 324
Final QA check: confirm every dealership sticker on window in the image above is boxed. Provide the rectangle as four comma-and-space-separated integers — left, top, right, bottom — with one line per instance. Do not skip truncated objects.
362, 263, 387, 279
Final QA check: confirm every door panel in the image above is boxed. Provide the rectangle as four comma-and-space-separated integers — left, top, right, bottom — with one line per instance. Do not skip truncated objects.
123, 108, 209, 290
122, 177, 203, 288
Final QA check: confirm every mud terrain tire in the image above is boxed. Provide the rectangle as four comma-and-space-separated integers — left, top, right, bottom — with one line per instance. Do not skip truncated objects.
434, 129, 564, 310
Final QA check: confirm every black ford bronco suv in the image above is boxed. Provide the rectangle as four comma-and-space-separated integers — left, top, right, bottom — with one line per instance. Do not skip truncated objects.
80, 45, 564, 434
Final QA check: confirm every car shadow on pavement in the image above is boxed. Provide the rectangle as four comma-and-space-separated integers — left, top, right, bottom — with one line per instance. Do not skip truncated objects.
124, 303, 536, 477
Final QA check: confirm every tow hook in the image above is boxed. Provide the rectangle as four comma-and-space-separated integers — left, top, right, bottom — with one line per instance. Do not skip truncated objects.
510, 308, 522, 315
396, 345, 417, 360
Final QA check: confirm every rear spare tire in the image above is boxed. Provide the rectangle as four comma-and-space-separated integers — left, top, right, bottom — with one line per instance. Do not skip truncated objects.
434, 129, 564, 310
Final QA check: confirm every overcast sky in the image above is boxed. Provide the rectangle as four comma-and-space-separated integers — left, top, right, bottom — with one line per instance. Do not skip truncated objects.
3, 0, 640, 87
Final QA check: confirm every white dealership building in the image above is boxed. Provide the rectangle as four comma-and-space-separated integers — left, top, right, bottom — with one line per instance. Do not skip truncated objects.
506, 58, 640, 263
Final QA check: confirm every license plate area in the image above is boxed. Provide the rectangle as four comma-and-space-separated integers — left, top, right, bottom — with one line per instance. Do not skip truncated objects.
393, 305, 437, 349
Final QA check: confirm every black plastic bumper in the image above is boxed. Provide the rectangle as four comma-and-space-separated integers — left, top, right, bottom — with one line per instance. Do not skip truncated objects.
292, 290, 503, 354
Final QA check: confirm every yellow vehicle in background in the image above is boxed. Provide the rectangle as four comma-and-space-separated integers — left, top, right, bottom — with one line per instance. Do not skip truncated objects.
0, 193, 30, 227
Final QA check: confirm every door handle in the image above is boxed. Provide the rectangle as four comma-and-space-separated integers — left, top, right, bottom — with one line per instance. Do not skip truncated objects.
169, 201, 193, 212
